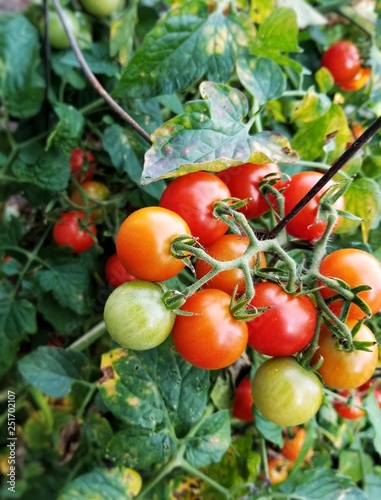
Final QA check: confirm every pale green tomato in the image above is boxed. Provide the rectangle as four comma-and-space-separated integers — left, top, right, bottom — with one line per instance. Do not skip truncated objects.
41, 10, 80, 50
103, 281, 175, 350
80, 0, 121, 17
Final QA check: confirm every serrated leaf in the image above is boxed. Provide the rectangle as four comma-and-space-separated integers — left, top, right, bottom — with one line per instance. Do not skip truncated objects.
11, 147, 70, 192
0, 218, 24, 248
34, 257, 92, 314
37, 293, 84, 332
254, 7, 300, 53
142, 81, 298, 184
0, 281, 36, 341
113, 1, 254, 99
18, 346, 89, 397
185, 410, 231, 467
253, 406, 283, 447
59, 467, 133, 500
236, 56, 286, 104
0, 15, 44, 118
364, 393, 381, 458
47, 103, 85, 152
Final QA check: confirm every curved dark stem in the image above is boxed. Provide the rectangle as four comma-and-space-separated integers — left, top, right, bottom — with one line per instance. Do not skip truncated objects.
43, 0, 52, 129
268, 115, 381, 238
50, 0, 152, 145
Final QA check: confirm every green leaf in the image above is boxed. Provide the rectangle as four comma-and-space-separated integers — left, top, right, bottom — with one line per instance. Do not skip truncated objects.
83, 413, 113, 452
335, 178, 381, 242
185, 410, 231, 467
339, 450, 373, 483
236, 56, 286, 105
365, 471, 381, 500
51, 52, 86, 90
253, 406, 283, 447
142, 81, 298, 184
18, 346, 89, 398
102, 124, 165, 200
46, 103, 85, 152
113, 1, 254, 99
0, 15, 44, 118
0, 281, 37, 341
11, 147, 70, 192
277, 0, 327, 29
254, 7, 300, 53
0, 334, 19, 377
290, 90, 331, 124
59, 467, 134, 500
0, 218, 24, 248
37, 293, 84, 332
316, 67, 335, 94
110, 1, 138, 66
60, 43, 119, 77
364, 393, 381, 458
369, 45, 381, 103
34, 257, 92, 314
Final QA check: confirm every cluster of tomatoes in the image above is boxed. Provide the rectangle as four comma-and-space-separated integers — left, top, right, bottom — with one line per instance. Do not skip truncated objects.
321, 40, 371, 91
96, 161, 381, 430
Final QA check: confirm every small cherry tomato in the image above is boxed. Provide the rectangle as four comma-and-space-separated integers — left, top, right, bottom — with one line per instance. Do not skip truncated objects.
247, 282, 317, 356
319, 248, 381, 321
337, 67, 371, 91
321, 41, 361, 84
40, 9, 80, 50
70, 148, 97, 182
216, 163, 281, 219
116, 207, 192, 282
195, 234, 266, 296
313, 321, 378, 390
159, 171, 231, 245
281, 427, 312, 463
267, 458, 289, 485
53, 210, 96, 253
232, 377, 254, 422
333, 390, 365, 420
70, 180, 110, 219
105, 253, 136, 288
172, 289, 248, 370
251, 357, 323, 427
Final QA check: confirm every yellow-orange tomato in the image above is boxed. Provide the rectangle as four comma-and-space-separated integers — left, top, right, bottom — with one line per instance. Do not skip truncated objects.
337, 67, 371, 91
70, 181, 110, 219
281, 427, 312, 463
267, 458, 289, 485
195, 234, 266, 296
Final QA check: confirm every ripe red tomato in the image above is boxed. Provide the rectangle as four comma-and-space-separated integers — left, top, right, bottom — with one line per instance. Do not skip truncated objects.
195, 234, 266, 296
70, 148, 97, 182
281, 427, 312, 463
247, 282, 317, 356
159, 172, 231, 245
216, 162, 281, 219
251, 357, 323, 426
337, 67, 371, 91
172, 289, 248, 370
116, 207, 191, 282
333, 390, 365, 420
53, 210, 96, 253
321, 41, 361, 84
232, 377, 254, 422
313, 321, 378, 390
70, 180, 110, 220
319, 248, 381, 320
267, 458, 288, 485
105, 253, 136, 288
275, 171, 345, 240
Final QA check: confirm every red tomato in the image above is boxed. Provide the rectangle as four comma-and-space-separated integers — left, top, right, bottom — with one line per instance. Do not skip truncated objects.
313, 321, 378, 390
70, 181, 110, 219
172, 289, 248, 370
247, 282, 317, 356
70, 148, 97, 182
159, 172, 231, 245
232, 377, 254, 422
116, 207, 191, 282
321, 41, 361, 84
53, 210, 96, 253
337, 67, 371, 91
195, 234, 266, 296
275, 171, 345, 241
319, 248, 381, 321
281, 427, 312, 463
333, 390, 365, 420
105, 253, 136, 288
216, 163, 281, 219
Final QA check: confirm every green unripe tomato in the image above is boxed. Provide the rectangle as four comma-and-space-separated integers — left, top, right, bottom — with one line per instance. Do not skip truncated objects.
40, 9, 80, 50
251, 357, 323, 427
80, 0, 121, 17
103, 281, 175, 350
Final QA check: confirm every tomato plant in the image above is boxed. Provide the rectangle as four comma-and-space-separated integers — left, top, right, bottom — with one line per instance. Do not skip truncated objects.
104, 281, 175, 350
319, 248, 381, 320
313, 321, 378, 390
247, 282, 317, 356
53, 210, 97, 253
70, 180, 110, 219
333, 390, 366, 420
216, 162, 281, 219
105, 253, 136, 288
159, 171, 231, 245
232, 376, 254, 422
116, 207, 191, 282
251, 357, 323, 427
172, 289, 248, 370
195, 234, 266, 296
321, 41, 361, 84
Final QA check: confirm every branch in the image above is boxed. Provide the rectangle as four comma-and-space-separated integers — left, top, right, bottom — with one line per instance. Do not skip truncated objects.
50, 0, 152, 145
